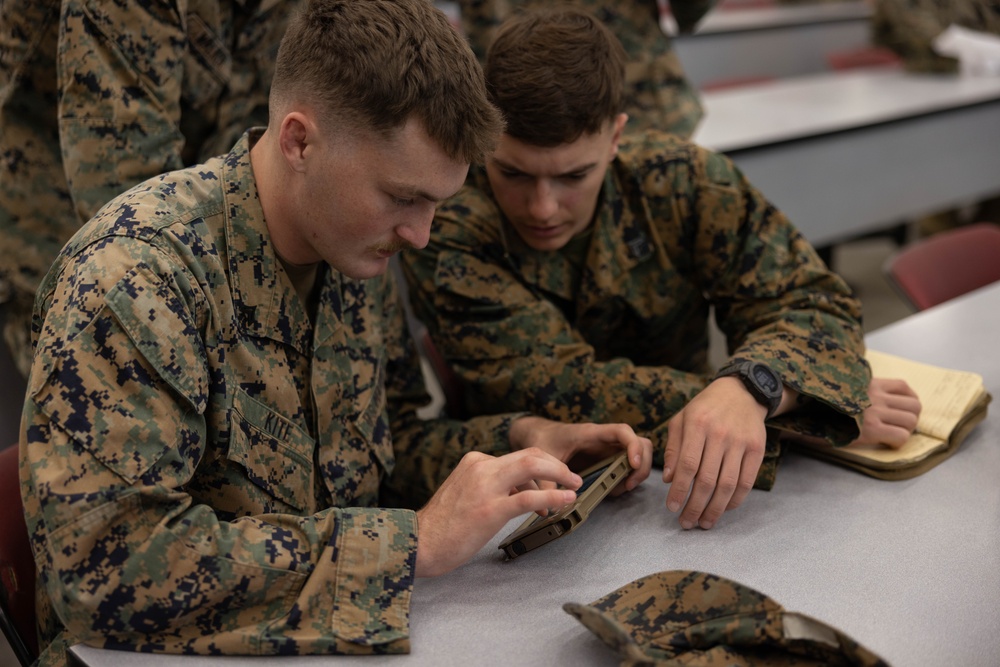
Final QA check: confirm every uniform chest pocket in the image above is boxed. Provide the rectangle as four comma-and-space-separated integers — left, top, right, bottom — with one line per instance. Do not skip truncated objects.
228, 388, 315, 513
315, 355, 394, 506
347, 357, 394, 479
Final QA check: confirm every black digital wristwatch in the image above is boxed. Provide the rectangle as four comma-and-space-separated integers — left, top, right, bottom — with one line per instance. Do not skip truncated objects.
715, 360, 783, 419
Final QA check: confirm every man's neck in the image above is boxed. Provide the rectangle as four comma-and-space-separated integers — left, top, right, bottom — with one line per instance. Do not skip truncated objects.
250, 129, 304, 266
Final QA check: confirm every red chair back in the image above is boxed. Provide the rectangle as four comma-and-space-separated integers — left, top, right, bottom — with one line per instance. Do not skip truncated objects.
884, 222, 1000, 310
827, 46, 902, 71
0, 443, 37, 665
700, 75, 776, 92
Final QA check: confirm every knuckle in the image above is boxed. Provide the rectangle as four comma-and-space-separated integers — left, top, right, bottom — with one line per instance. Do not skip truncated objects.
689, 413, 712, 431
694, 471, 718, 490
461, 451, 489, 467
701, 506, 724, 523
715, 475, 738, 496
520, 457, 544, 479
744, 439, 765, 458
677, 454, 701, 474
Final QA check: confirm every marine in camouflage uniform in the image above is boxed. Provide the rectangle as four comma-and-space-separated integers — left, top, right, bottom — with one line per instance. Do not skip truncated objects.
401, 129, 871, 490
0, 0, 299, 378
872, 0, 1000, 73
21, 130, 523, 666
457, 0, 715, 138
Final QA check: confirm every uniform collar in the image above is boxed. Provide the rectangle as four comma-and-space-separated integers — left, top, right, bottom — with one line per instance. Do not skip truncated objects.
222, 129, 341, 354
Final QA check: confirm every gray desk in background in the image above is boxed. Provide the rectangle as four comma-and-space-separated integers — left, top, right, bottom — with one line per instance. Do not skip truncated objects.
70, 282, 1000, 666
692, 69, 1000, 247
675, 1, 872, 88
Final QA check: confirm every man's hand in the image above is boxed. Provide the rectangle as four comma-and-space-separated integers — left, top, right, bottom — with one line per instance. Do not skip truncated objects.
662, 377, 768, 530
508, 417, 653, 494
415, 449, 581, 577
848, 377, 922, 449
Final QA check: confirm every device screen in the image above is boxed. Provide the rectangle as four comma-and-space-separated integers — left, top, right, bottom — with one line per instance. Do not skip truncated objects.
575, 462, 610, 496
499, 451, 630, 558
516, 460, 612, 531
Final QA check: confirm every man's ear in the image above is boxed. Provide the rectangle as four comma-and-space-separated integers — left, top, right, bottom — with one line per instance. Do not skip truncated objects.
277, 112, 315, 173
609, 112, 628, 157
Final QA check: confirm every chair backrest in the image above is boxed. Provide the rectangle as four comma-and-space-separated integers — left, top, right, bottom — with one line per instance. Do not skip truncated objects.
0, 443, 37, 666
826, 46, 902, 71
0, 306, 29, 448
883, 222, 1000, 311
699, 75, 776, 93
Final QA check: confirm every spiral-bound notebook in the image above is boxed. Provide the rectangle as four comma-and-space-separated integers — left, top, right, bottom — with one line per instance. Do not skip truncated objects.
789, 349, 990, 480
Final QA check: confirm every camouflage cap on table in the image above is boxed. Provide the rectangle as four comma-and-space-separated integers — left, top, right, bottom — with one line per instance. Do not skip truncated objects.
563, 570, 889, 666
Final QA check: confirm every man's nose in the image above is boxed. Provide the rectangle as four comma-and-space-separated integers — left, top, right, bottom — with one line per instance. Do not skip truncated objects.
396, 208, 433, 250
528, 181, 558, 221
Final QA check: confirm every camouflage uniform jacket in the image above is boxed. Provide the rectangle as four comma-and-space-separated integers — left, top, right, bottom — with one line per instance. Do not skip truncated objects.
457, 0, 715, 138
402, 131, 871, 486
873, 0, 1000, 72
20, 131, 518, 666
0, 0, 299, 376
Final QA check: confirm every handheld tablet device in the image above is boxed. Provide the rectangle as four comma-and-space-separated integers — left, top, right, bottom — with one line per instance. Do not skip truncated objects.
498, 451, 630, 559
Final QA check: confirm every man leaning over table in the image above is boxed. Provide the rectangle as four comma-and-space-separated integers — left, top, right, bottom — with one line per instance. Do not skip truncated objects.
401, 8, 921, 534
19, 2, 653, 665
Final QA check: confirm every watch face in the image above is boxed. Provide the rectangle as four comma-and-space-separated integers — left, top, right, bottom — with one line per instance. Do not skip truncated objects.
752, 364, 780, 394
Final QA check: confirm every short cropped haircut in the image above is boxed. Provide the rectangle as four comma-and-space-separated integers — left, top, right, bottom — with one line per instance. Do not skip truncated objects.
485, 8, 627, 147
270, 0, 503, 163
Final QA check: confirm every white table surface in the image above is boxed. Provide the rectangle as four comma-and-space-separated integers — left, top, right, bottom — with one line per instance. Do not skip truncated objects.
70, 283, 1000, 667
675, 1, 872, 87
689, 69, 1000, 246
694, 68, 1000, 152
695, 1, 871, 34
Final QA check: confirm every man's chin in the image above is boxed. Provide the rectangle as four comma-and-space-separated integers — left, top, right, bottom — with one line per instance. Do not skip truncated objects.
514, 224, 572, 252
522, 234, 569, 252
336, 255, 392, 280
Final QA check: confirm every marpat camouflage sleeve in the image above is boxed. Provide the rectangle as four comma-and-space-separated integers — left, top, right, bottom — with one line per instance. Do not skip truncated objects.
379, 262, 520, 511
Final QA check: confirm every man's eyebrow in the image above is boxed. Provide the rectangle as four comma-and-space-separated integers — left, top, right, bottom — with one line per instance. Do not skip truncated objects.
385, 181, 449, 203
491, 157, 598, 178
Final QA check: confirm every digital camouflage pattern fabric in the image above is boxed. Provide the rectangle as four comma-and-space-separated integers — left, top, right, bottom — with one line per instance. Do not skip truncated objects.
873, 0, 1000, 72
20, 131, 520, 667
563, 570, 890, 666
456, 0, 714, 138
401, 130, 871, 489
0, 0, 300, 377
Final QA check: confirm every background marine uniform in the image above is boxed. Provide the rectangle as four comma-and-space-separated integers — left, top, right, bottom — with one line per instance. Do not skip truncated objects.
872, 0, 1000, 73
0, 0, 299, 377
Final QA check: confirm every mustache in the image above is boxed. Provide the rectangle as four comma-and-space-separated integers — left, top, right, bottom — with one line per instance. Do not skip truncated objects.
369, 239, 414, 255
